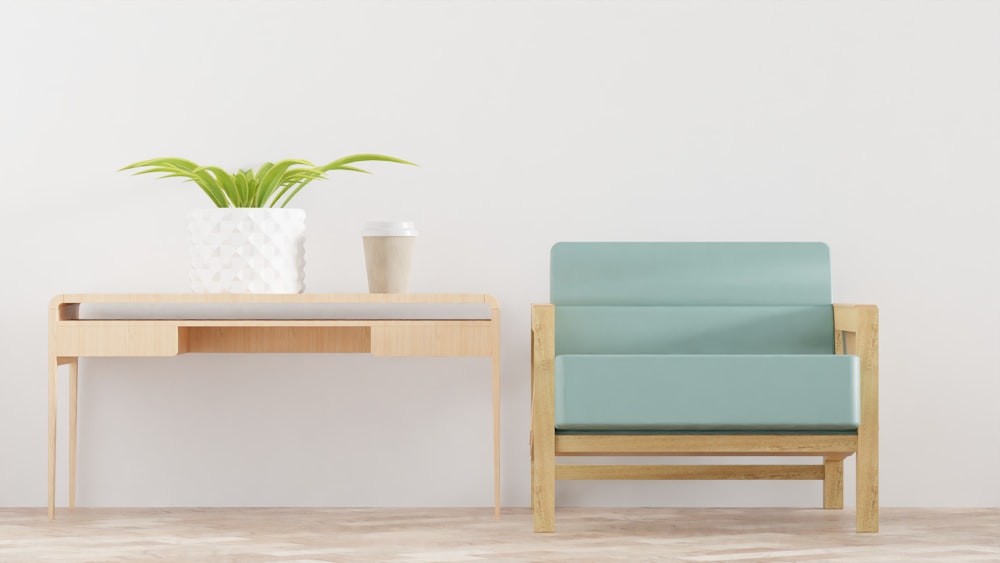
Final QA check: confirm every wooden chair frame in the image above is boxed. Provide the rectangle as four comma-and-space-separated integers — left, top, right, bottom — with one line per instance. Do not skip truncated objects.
530, 303, 879, 533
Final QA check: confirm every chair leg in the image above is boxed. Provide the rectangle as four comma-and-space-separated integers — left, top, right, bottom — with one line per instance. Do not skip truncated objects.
823, 457, 844, 509
531, 433, 555, 532
856, 442, 879, 532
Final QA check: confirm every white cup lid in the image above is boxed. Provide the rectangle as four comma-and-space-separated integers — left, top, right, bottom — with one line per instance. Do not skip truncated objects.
362, 221, 418, 236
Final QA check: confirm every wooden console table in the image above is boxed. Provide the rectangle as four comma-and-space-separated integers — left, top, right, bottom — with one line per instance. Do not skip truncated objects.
47, 293, 501, 520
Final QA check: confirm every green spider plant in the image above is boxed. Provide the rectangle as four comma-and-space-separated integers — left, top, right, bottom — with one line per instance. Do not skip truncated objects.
119, 154, 414, 208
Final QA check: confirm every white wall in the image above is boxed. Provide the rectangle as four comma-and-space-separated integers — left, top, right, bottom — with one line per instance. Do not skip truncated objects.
2, 0, 998, 509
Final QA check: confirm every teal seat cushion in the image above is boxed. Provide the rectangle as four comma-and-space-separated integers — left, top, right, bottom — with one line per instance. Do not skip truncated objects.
554, 354, 860, 431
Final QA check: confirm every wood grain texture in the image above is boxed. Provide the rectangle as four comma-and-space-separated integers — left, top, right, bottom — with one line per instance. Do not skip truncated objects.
371, 323, 493, 356
54, 320, 494, 357
183, 326, 372, 353
836, 303, 880, 531
54, 323, 183, 356
824, 457, 844, 509
832, 303, 861, 333
3, 508, 996, 562
555, 464, 824, 480
530, 304, 556, 533
856, 305, 880, 532
490, 302, 502, 519
46, 350, 57, 520
555, 434, 858, 456
47, 301, 59, 520
68, 358, 78, 510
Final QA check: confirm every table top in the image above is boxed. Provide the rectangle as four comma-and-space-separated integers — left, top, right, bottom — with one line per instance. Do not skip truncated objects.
51, 294, 500, 322
52, 293, 498, 306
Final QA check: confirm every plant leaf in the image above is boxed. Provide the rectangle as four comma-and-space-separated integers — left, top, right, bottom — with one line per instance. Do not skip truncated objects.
120, 154, 413, 208
191, 168, 230, 207
269, 168, 325, 207
256, 159, 313, 207
318, 153, 416, 172
330, 165, 371, 174
119, 157, 201, 173
120, 158, 227, 207
197, 166, 240, 207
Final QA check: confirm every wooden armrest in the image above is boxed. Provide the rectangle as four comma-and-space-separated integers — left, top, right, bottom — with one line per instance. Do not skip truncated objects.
530, 304, 557, 531
531, 304, 555, 383
832, 305, 879, 531
833, 303, 878, 333
532, 304, 555, 334
531, 304, 556, 436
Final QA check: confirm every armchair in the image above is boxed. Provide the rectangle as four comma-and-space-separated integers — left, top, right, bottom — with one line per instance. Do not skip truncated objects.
530, 242, 878, 532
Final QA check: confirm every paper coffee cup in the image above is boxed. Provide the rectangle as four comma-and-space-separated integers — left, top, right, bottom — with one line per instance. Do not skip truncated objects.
362, 221, 418, 293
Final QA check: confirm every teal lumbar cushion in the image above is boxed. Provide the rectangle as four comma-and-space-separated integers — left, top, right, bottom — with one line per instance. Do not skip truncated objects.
555, 305, 834, 356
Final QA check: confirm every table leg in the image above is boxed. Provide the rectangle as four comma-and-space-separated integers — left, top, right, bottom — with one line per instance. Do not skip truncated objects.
68, 358, 79, 509
491, 307, 501, 519
47, 355, 57, 520
492, 357, 501, 518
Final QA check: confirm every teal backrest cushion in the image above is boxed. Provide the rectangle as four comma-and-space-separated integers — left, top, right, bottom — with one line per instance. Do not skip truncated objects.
551, 242, 832, 306
550, 242, 834, 356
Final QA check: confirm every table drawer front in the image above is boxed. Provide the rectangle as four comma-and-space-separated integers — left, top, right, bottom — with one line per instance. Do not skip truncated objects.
181, 326, 371, 353
372, 324, 493, 357
54, 324, 180, 357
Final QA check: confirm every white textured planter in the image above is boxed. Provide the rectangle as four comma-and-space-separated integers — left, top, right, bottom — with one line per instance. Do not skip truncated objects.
188, 208, 306, 293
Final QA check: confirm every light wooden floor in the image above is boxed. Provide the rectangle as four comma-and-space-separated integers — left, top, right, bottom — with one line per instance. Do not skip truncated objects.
2, 508, 998, 562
